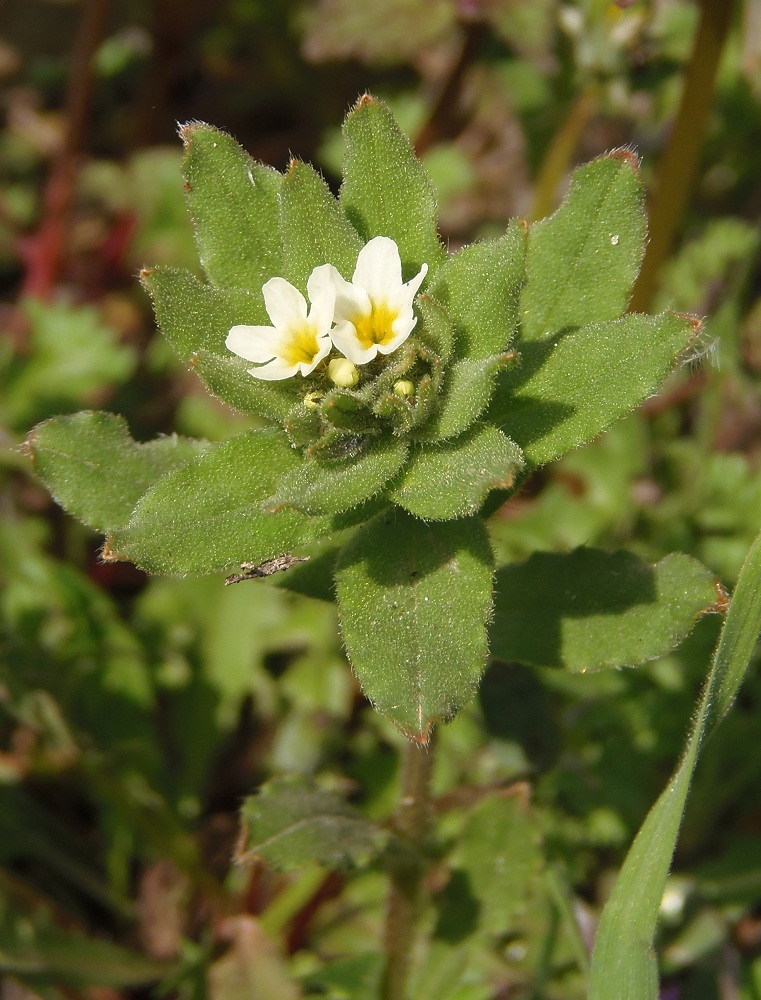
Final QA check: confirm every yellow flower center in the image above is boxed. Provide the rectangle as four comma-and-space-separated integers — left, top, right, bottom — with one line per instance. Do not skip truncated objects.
282, 325, 320, 366
352, 302, 398, 350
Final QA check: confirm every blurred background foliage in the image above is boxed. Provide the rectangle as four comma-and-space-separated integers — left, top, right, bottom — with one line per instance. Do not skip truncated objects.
2, 0, 761, 996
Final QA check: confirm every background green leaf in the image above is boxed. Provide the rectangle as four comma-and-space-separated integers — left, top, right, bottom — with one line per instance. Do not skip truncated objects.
490, 548, 720, 671
335, 510, 494, 741
589, 528, 761, 999
237, 776, 389, 871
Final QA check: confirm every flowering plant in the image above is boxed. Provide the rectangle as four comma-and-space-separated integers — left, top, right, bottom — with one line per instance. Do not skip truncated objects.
25, 96, 714, 746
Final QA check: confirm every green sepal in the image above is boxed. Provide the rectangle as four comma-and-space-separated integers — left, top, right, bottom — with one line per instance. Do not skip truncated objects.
307, 429, 371, 463
490, 549, 720, 671
373, 372, 437, 435
416, 353, 516, 443
520, 150, 646, 340
266, 437, 408, 516
109, 429, 331, 574
391, 425, 524, 521
335, 510, 494, 742
237, 776, 389, 872
280, 159, 362, 289
490, 312, 700, 467
285, 400, 324, 447
322, 388, 379, 434
24, 411, 208, 532
430, 220, 527, 357
141, 266, 298, 421
180, 122, 283, 289
340, 95, 446, 278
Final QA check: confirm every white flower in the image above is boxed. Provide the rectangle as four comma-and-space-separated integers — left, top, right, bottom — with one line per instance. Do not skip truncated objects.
309, 236, 428, 366
225, 274, 335, 381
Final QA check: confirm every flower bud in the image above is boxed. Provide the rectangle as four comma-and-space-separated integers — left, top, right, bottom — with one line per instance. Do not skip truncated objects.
328, 358, 360, 388
303, 391, 323, 410
393, 380, 415, 399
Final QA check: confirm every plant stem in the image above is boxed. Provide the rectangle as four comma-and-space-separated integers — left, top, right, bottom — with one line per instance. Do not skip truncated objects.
381, 737, 436, 1000
629, 0, 736, 312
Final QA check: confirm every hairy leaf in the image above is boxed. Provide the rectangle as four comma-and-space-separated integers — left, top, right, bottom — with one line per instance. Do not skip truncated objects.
520, 151, 646, 340
181, 122, 283, 289
335, 510, 494, 741
391, 426, 524, 520
491, 312, 699, 467
110, 430, 330, 574
237, 776, 389, 871
341, 95, 446, 278
25, 411, 207, 532
430, 221, 527, 357
267, 437, 408, 515
491, 549, 720, 671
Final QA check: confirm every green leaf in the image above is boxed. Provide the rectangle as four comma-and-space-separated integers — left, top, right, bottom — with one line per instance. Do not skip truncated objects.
0, 930, 171, 987
180, 122, 283, 288
490, 549, 720, 671
280, 159, 363, 289
391, 426, 524, 520
110, 430, 331, 574
340, 95, 446, 278
335, 510, 494, 741
430, 221, 527, 357
435, 796, 543, 941
520, 150, 646, 340
3, 299, 135, 430
490, 312, 698, 467
189, 350, 296, 423
141, 266, 297, 421
418, 354, 514, 442
589, 527, 761, 1000
415, 294, 454, 364
237, 776, 389, 871
267, 437, 408, 515
25, 411, 207, 532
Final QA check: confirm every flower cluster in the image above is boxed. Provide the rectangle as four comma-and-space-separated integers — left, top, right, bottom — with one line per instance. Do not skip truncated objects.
225, 236, 427, 382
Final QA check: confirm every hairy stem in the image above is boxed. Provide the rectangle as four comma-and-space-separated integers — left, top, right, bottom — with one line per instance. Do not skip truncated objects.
381, 737, 436, 1000
629, 0, 735, 312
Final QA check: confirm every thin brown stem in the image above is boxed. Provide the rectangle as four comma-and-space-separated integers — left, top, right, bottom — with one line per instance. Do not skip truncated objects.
629, 0, 736, 313
19, 0, 108, 302
381, 737, 436, 1000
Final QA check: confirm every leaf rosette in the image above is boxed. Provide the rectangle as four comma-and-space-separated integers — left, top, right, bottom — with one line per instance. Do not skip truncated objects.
25, 96, 702, 740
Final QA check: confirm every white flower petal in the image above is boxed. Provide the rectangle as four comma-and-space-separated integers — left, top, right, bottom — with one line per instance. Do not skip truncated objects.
296, 332, 333, 375
330, 320, 378, 365
262, 276, 308, 330
247, 358, 301, 380
305, 280, 336, 335
311, 263, 370, 323
353, 236, 402, 301
226, 325, 280, 363
403, 262, 428, 300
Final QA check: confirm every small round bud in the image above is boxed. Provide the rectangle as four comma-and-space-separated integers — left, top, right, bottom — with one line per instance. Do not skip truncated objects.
328, 358, 360, 388
393, 380, 415, 399
303, 391, 323, 410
